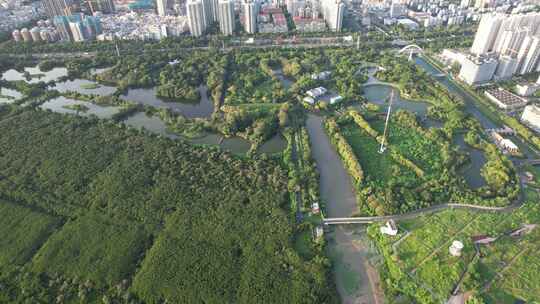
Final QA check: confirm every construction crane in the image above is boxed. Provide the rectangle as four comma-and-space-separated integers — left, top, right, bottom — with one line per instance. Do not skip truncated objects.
378, 89, 394, 154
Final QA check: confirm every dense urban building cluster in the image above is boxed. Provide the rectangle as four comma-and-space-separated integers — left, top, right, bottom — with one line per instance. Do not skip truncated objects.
365, 0, 484, 30
11, 19, 60, 42
0, 0, 41, 33
99, 11, 188, 40
458, 11, 540, 84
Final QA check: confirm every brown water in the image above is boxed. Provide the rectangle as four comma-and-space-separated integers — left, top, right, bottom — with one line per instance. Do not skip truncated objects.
305, 114, 376, 303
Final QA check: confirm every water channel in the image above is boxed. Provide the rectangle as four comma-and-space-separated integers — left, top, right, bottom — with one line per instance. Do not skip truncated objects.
304, 56, 511, 303
306, 114, 376, 303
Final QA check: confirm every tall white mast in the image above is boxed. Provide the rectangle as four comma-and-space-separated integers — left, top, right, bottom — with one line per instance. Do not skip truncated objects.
379, 89, 394, 154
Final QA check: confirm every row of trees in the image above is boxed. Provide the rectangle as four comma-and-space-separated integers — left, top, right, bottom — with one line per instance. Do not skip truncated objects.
324, 118, 364, 187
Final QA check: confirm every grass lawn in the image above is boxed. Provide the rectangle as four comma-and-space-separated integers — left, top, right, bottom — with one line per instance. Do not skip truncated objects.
371, 119, 445, 174
31, 212, 150, 287
0, 201, 61, 267
340, 122, 396, 184
370, 188, 540, 303
80, 83, 100, 89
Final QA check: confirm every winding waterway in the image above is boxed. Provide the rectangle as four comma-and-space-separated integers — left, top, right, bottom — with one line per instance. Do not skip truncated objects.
304, 56, 511, 303
306, 114, 376, 304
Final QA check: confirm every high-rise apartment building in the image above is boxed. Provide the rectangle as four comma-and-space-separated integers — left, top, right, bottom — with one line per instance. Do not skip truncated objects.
53, 16, 72, 41
42, 0, 75, 18
470, 13, 505, 55
187, 0, 206, 36
321, 0, 344, 32
458, 55, 498, 85
517, 36, 540, 75
54, 14, 101, 42
474, 0, 494, 9
86, 0, 115, 14
68, 19, 85, 42
243, 0, 258, 34
494, 55, 518, 79
211, 0, 219, 22
157, 0, 168, 16
200, 0, 218, 24
218, 0, 235, 35
463, 11, 540, 83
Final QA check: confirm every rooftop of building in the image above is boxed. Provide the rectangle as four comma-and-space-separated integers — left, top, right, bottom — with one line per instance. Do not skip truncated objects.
485, 87, 527, 106
523, 104, 540, 115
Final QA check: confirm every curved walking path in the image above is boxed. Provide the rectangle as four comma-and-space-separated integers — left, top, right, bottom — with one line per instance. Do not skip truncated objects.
323, 198, 525, 225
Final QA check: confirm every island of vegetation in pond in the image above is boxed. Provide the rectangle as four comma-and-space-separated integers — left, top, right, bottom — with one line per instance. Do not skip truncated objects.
79, 82, 101, 90
0, 106, 337, 304
62, 103, 90, 112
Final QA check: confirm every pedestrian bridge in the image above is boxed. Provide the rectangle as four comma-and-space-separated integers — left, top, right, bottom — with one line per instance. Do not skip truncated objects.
323, 217, 383, 225
322, 202, 522, 225
527, 159, 540, 165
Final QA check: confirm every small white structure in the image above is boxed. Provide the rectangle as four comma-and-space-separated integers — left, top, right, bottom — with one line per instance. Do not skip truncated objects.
330, 95, 343, 105
311, 71, 331, 80
303, 96, 315, 104
458, 55, 498, 85
306, 87, 327, 98
380, 220, 398, 236
449, 240, 464, 257
314, 225, 324, 239
397, 18, 419, 30
515, 83, 540, 97
441, 49, 466, 65
521, 105, 540, 133
311, 202, 320, 214
500, 138, 519, 153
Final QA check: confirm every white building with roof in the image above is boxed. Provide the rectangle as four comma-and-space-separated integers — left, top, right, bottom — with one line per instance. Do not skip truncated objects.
380, 220, 398, 236
485, 87, 528, 112
521, 105, 540, 133
458, 55, 498, 85
470, 13, 505, 55
449, 240, 464, 257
